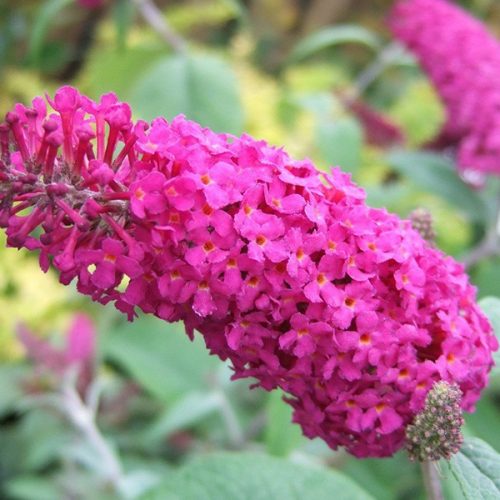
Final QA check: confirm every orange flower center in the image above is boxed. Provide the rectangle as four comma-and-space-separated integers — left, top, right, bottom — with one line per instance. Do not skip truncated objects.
344, 297, 355, 308
169, 212, 180, 223
202, 204, 213, 216
104, 253, 116, 263
203, 241, 215, 252
316, 273, 327, 285
359, 333, 371, 345
248, 276, 259, 287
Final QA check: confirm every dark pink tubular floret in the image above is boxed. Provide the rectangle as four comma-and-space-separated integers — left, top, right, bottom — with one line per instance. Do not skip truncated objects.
389, 0, 500, 180
0, 86, 497, 457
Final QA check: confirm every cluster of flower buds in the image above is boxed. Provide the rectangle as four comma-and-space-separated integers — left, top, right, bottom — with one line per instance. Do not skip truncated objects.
0, 87, 497, 457
406, 381, 464, 461
410, 208, 436, 246
389, 0, 500, 182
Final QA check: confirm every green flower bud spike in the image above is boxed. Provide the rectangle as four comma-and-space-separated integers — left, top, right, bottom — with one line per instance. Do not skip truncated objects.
406, 381, 464, 462
410, 207, 436, 245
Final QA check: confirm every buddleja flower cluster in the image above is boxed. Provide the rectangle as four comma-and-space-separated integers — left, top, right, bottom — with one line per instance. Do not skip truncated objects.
0, 87, 497, 457
390, 0, 500, 181
406, 381, 464, 462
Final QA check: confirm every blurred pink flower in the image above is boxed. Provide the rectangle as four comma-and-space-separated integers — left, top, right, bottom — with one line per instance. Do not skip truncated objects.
1, 86, 497, 457
390, 0, 500, 182
340, 94, 405, 148
18, 314, 96, 393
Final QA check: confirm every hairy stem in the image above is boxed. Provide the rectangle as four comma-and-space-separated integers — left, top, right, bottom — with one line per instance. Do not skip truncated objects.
216, 390, 245, 449
60, 376, 125, 491
132, 0, 186, 54
421, 461, 444, 500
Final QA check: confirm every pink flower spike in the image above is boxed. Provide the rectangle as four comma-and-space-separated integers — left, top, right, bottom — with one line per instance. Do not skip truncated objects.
0, 88, 497, 459
65, 314, 95, 366
389, 0, 500, 178
17, 324, 65, 373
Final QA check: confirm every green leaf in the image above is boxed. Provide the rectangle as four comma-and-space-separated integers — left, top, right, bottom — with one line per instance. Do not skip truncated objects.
449, 437, 500, 499
478, 296, 500, 377
387, 150, 486, 221
143, 452, 374, 500
6, 475, 61, 500
0, 364, 24, 416
465, 395, 500, 453
365, 183, 415, 211
478, 297, 500, 336
27, 0, 72, 66
473, 259, 500, 299
291, 92, 336, 119
83, 46, 165, 99
129, 53, 244, 134
145, 391, 222, 442
289, 25, 381, 63
11, 411, 71, 471
265, 390, 304, 457
112, 0, 135, 51
316, 117, 363, 175
342, 452, 420, 500
102, 316, 218, 403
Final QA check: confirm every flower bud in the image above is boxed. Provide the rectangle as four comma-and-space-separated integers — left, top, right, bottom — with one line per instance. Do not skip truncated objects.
406, 381, 464, 462
410, 208, 436, 245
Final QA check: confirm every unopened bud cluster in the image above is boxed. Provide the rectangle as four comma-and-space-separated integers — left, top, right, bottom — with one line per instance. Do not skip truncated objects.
410, 208, 436, 245
406, 381, 464, 462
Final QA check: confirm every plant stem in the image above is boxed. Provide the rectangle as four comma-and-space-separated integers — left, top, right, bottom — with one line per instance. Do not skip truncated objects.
132, 0, 186, 54
60, 376, 125, 492
463, 188, 500, 269
352, 41, 405, 98
216, 390, 245, 448
462, 233, 498, 269
420, 461, 444, 500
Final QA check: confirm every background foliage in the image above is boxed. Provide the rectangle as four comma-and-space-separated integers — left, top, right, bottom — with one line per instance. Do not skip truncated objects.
1, 0, 500, 499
